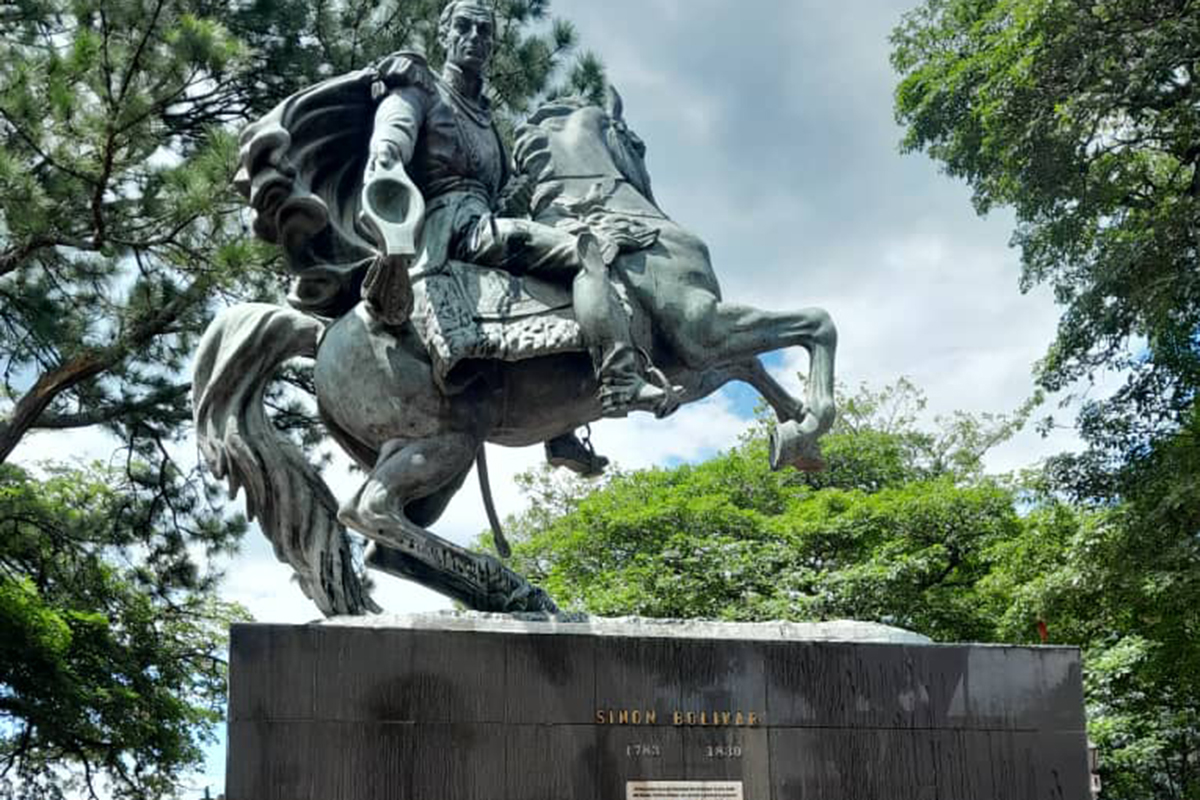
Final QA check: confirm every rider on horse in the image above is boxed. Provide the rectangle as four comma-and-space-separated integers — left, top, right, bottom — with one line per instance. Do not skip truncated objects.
362, 0, 679, 473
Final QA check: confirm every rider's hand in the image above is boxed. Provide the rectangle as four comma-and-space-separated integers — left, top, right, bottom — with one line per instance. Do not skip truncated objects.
498, 174, 535, 218
369, 141, 402, 172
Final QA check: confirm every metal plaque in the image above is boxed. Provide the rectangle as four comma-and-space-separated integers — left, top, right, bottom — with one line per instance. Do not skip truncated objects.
626, 781, 744, 800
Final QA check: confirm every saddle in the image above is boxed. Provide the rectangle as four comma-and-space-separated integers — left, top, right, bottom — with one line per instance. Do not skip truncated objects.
411, 260, 639, 393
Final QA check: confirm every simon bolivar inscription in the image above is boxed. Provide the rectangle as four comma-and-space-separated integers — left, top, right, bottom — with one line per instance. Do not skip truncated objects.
596, 708, 762, 727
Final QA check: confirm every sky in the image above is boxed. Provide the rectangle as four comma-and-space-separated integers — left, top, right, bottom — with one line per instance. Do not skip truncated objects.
10, 0, 1097, 795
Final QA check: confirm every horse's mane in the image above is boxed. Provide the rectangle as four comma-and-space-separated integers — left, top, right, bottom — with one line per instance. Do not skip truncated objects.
524, 95, 592, 127
513, 97, 587, 186
514, 95, 654, 202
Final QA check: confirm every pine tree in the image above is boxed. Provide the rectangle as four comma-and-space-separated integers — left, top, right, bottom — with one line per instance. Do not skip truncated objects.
0, 1, 602, 795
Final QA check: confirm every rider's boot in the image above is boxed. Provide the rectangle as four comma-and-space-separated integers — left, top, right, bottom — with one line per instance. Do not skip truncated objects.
545, 432, 609, 477
572, 232, 681, 418
595, 344, 680, 419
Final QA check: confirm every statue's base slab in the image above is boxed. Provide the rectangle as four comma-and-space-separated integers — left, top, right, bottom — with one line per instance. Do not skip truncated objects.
226, 612, 1089, 800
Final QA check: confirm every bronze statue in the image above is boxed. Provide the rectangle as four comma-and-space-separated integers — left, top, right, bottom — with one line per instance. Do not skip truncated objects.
193, 0, 837, 615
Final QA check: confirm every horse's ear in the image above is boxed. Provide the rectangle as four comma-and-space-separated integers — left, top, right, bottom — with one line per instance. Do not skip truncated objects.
605, 85, 624, 121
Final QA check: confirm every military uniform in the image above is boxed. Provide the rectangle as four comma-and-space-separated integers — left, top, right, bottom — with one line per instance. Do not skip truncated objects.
368, 53, 582, 290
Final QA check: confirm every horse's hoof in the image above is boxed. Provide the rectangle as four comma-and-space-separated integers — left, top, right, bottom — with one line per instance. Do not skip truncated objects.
507, 584, 560, 614
769, 419, 827, 473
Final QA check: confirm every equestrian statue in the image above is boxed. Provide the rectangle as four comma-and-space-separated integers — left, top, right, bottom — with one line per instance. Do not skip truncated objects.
192, 0, 838, 616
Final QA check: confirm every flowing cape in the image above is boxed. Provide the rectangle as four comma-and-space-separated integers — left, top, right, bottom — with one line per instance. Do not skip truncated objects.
234, 53, 434, 318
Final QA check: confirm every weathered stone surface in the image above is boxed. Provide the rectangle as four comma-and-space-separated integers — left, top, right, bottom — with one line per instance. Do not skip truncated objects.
327, 611, 935, 644
226, 615, 1089, 800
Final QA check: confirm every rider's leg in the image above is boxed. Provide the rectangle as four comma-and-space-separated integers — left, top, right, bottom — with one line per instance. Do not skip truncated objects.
572, 233, 680, 418
463, 217, 678, 417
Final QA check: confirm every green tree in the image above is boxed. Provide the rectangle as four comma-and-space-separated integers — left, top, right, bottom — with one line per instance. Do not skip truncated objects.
495, 378, 1200, 798
0, 463, 246, 800
0, 0, 602, 795
0, 0, 601, 466
1032, 411, 1200, 799
493, 382, 1037, 641
891, 5, 1200, 794
890, 0, 1199, 474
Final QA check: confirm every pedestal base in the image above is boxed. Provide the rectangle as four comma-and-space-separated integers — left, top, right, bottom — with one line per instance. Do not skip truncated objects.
226, 613, 1089, 800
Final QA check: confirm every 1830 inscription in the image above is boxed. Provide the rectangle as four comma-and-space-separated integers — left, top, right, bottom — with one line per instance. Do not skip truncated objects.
625, 740, 745, 760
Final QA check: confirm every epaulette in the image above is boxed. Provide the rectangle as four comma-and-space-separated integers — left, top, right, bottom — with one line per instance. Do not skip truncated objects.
372, 51, 437, 100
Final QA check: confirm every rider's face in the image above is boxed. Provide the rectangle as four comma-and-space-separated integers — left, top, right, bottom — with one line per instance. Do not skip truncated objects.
443, 5, 494, 75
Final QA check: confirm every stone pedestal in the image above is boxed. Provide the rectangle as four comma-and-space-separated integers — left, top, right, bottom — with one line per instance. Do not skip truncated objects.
226, 613, 1089, 800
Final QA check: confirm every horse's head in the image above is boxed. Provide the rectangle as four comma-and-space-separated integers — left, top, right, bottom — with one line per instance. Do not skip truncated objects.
515, 86, 655, 206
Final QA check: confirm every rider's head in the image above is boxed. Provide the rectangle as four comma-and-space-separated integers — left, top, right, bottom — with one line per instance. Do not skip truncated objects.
439, 0, 495, 76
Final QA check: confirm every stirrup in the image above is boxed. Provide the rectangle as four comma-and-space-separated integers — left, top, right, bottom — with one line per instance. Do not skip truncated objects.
599, 374, 682, 419
644, 364, 683, 419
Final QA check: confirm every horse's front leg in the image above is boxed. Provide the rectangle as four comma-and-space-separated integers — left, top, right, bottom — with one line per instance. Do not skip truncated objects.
670, 301, 837, 436
683, 358, 806, 420
727, 358, 807, 424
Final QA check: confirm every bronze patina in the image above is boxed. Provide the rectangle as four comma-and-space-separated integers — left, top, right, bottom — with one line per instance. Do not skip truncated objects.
193, 0, 837, 615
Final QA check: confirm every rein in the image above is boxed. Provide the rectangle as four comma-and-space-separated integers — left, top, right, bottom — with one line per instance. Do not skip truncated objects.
534, 173, 627, 184
533, 174, 669, 221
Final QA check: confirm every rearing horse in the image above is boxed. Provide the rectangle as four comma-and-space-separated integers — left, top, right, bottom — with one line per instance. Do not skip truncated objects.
192, 90, 836, 616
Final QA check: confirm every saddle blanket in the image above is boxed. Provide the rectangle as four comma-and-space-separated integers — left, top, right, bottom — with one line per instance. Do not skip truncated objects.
412, 260, 633, 392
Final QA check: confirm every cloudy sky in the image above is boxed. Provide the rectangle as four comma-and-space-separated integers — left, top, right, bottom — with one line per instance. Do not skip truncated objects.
13, 0, 1094, 793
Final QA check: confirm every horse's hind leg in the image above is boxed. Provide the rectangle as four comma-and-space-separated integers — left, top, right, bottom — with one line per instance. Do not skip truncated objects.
338, 433, 557, 612
337, 433, 476, 549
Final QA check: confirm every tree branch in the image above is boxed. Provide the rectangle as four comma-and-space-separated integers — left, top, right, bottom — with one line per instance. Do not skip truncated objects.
0, 278, 211, 464
0, 236, 95, 278
0, 106, 97, 185
34, 383, 191, 431
116, 0, 166, 108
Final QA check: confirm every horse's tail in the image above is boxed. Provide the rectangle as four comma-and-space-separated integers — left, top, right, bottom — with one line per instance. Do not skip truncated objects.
192, 303, 379, 616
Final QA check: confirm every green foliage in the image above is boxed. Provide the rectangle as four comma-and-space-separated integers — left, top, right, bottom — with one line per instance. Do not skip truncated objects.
493, 382, 1037, 644
493, 379, 1200, 796
0, 463, 248, 800
891, 0, 1199, 466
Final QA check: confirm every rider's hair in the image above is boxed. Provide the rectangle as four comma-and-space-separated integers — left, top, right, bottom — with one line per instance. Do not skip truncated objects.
438, 0, 496, 46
